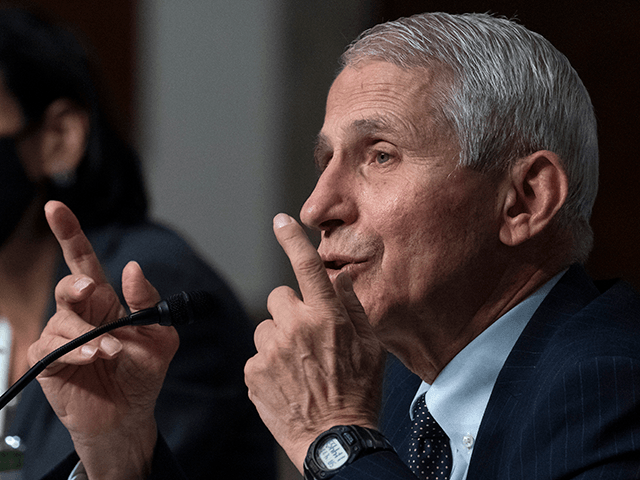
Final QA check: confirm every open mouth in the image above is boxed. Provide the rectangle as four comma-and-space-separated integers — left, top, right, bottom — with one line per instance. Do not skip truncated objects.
322, 257, 369, 279
324, 260, 350, 271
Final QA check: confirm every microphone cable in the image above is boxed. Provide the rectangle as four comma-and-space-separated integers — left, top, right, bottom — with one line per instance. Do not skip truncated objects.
0, 290, 214, 410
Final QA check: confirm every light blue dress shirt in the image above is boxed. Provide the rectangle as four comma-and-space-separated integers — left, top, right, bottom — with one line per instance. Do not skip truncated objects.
69, 461, 87, 480
410, 271, 565, 480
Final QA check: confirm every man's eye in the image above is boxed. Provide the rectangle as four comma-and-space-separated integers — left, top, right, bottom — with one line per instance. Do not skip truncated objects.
376, 152, 392, 164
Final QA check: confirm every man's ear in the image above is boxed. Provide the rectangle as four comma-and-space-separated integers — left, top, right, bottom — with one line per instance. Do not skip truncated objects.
499, 150, 568, 247
37, 98, 90, 179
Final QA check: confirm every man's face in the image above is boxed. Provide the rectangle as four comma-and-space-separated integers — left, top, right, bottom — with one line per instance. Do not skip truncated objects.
300, 61, 504, 340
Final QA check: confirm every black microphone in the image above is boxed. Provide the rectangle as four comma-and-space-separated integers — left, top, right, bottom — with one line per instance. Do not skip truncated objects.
0, 290, 215, 410
127, 290, 215, 327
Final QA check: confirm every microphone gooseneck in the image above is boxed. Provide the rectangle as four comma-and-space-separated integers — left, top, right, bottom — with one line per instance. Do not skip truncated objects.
0, 290, 214, 410
128, 290, 214, 326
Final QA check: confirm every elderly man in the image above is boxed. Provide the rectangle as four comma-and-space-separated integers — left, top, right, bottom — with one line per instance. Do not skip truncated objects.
29, 12, 640, 480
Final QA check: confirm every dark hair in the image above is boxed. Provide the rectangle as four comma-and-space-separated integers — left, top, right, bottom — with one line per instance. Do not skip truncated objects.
0, 7, 148, 227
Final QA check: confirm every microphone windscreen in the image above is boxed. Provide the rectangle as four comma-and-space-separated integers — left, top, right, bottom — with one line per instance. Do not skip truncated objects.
166, 290, 217, 326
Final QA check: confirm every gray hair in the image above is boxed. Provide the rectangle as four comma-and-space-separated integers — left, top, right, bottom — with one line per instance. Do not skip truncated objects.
341, 12, 598, 262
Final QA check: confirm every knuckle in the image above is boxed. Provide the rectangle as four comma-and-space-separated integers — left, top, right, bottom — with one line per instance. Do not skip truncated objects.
268, 285, 293, 301
253, 318, 275, 350
244, 357, 255, 379
267, 286, 298, 313
244, 354, 269, 395
253, 320, 266, 343
26, 340, 42, 366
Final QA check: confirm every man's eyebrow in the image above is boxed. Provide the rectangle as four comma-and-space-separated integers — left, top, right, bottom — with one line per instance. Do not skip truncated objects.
313, 133, 331, 170
313, 117, 402, 170
352, 118, 397, 138
354, 117, 434, 152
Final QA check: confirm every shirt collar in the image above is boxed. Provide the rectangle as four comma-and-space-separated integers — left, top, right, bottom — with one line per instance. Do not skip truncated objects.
409, 271, 565, 458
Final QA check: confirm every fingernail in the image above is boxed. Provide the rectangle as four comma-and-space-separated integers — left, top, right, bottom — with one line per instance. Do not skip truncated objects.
81, 344, 98, 358
74, 277, 93, 293
273, 213, 293, 229
100, 336, 123, 356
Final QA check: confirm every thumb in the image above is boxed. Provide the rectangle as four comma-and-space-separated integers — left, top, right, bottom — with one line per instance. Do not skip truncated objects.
334, 273, 374, 340
122, 261, 162, 312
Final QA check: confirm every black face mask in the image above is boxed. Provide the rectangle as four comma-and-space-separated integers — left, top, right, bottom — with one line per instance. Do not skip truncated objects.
0, 136, 37, 247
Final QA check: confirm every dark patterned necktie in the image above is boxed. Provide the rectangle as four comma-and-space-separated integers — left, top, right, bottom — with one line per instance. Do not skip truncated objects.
407, 395, 452, 479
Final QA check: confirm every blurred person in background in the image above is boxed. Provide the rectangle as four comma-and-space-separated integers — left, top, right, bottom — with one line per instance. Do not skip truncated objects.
0, 7, 275, 479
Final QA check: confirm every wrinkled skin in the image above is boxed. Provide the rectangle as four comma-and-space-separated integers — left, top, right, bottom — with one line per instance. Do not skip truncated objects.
28, 201, 179, 480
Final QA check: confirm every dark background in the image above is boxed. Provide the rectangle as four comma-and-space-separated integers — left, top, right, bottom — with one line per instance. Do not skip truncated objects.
25, 0, 137, 134
24, 0, 640, 290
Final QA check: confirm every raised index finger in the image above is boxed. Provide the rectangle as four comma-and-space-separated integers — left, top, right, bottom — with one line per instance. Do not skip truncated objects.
273, 213, 336, 305
44, 200, 108, 283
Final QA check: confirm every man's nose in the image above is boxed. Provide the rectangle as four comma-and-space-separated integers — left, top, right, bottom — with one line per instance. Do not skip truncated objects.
300, 160, 356, 233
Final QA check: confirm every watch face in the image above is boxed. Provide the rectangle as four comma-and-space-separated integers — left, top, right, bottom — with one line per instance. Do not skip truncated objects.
317, 436, 349, 470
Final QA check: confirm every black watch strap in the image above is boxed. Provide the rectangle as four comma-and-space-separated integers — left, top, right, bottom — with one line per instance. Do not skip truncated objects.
303, 425, 394, 480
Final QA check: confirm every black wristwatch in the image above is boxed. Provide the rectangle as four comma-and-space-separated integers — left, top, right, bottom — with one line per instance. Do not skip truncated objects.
303, 425, 394, 479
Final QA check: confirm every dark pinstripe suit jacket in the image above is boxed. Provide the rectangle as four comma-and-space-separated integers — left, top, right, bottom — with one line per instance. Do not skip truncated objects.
333, 265, 640, 479
48, 264, 640, 479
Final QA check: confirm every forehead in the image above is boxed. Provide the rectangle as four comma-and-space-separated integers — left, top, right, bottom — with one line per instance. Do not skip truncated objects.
320, 61, 450, 150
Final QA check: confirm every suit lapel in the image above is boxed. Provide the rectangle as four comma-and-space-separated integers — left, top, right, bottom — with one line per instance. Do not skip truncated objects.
468, 265, 600, 477
379, 354, 422, 460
